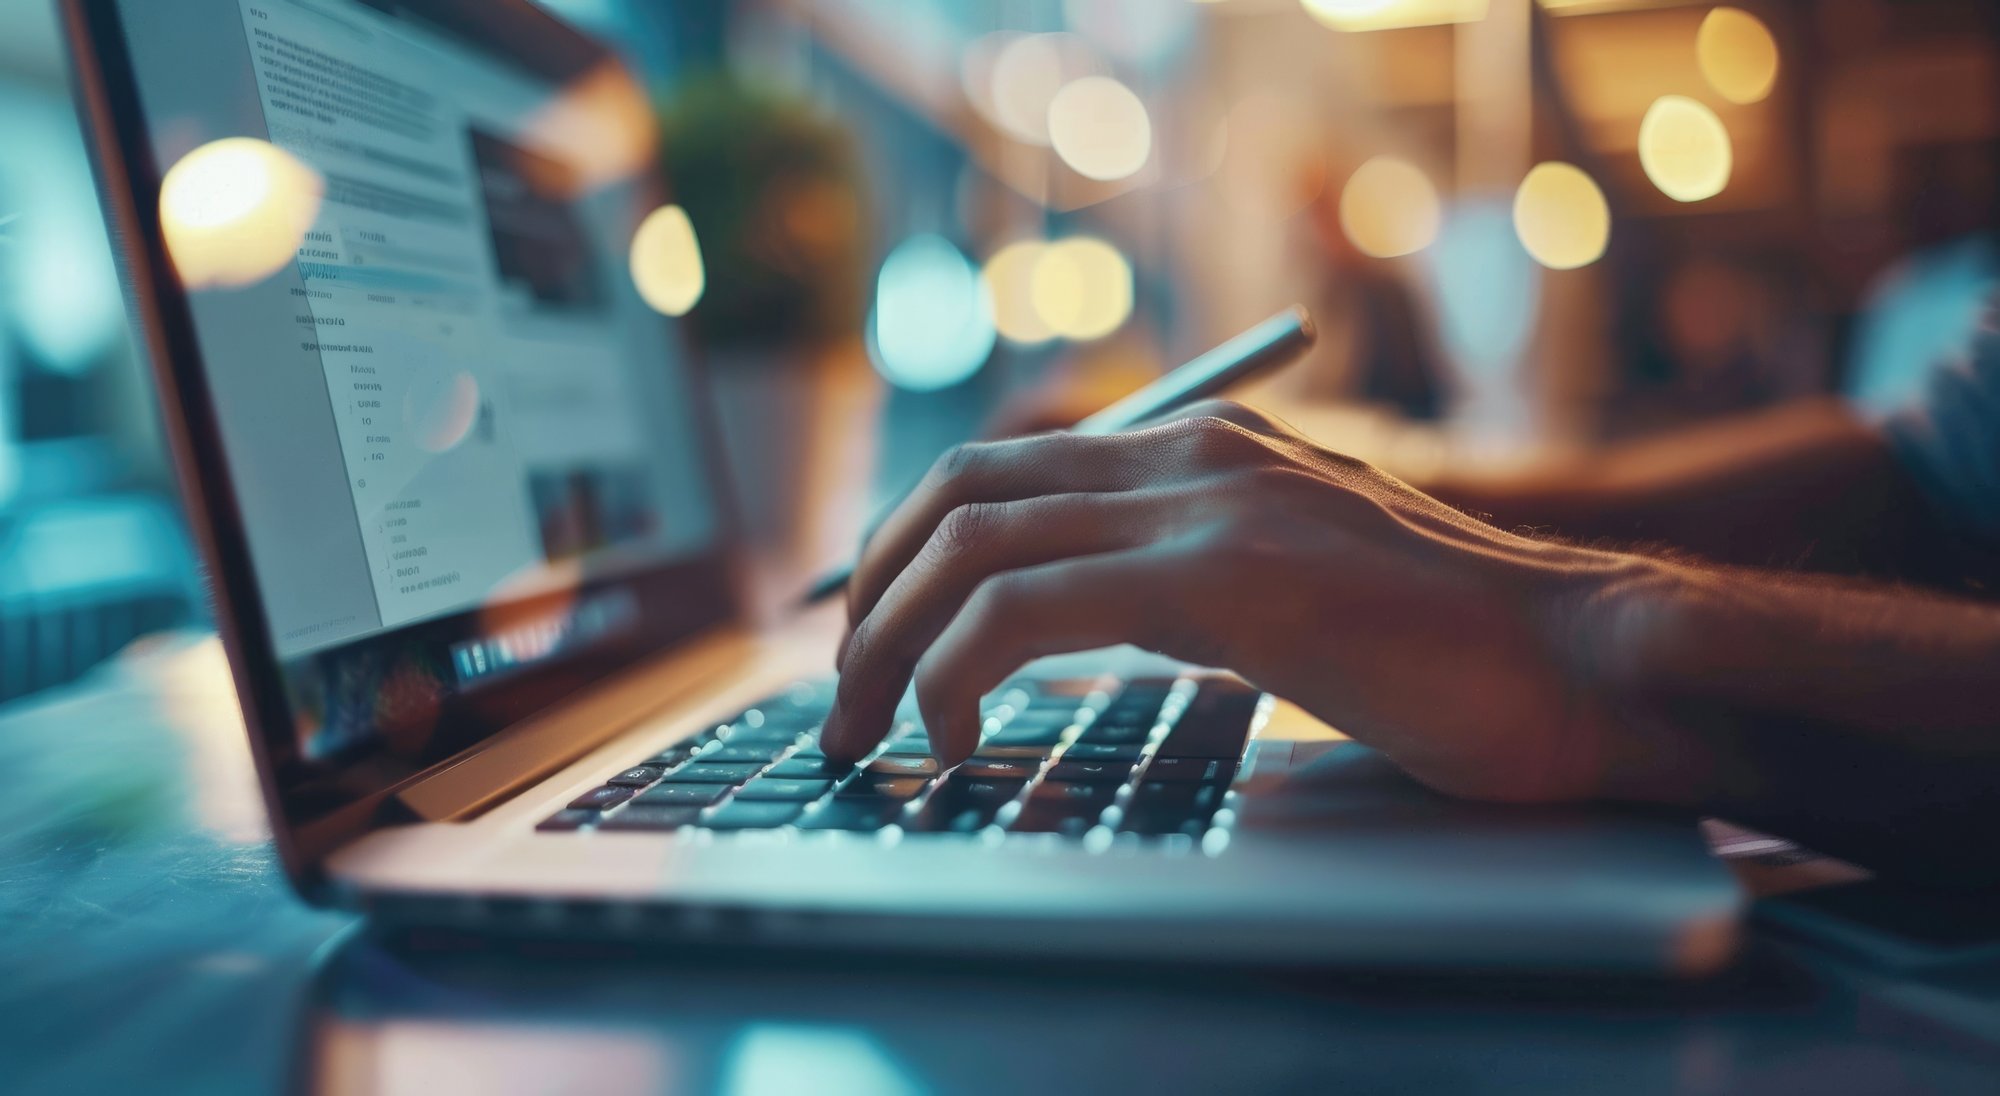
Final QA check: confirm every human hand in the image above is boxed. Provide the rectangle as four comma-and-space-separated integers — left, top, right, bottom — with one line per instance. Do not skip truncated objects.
819, 402, 1659, 804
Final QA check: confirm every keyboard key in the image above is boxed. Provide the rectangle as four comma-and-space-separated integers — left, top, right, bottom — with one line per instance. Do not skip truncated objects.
971, 744, 1057, 760
1127, 780, 1226, 809
881, 737, 936, 758
866, 756, 941, 778
734, 778, 835, 801
1157, 683, 1258, 759
701, 745, 791, 764
659, 762, 766, 784
981, 720, 1071, 748
1059, 742, 1145, 762
1111, 678, 1174, 702
953, 758, 1043, 781
717, 728, 805, 748
1119, 781, 1228, 835
1030, 780, 1121, 805
634, 782, 734, 807
1047, 759, 1134, 783
796, 798, 905, 831
703, 799, 804, 830
1143, 758, 1233, 783
599, 805, 703, 831
606, 766, 665, 787
1010, 784, 1117, 835
837, 774, 931, 801
1077, 720, 1151, 745
537, 809, 597, 831
768, 757, 856, 780
908, 778, 1026, 832
644, 747, 699, 768
568, 785, 637, 811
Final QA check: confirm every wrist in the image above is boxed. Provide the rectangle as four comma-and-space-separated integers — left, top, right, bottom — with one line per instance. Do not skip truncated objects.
1547, 554, 1724, 809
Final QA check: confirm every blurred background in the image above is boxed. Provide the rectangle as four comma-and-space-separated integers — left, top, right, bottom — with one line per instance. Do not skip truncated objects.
1, 0, 1996, 704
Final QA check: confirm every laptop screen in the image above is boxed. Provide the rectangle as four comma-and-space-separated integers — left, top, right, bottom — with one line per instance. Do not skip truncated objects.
92, 0, 734, 828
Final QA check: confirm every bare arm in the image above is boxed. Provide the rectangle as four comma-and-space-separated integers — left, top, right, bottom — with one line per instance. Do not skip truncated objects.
823, 402, 2000, 889
1584, 564, 2000, 888
1426, 398, 1955, 581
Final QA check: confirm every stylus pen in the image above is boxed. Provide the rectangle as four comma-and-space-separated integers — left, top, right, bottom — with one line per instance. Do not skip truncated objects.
802, 304, 1318, 605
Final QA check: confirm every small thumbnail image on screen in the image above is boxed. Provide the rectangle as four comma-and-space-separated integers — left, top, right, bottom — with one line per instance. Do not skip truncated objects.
291, 641, 453, 763
530, 464, 660, 562
469, 127, 606, 313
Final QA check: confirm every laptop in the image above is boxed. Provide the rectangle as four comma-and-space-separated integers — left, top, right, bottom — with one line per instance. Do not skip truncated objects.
63, 0, 1742, 972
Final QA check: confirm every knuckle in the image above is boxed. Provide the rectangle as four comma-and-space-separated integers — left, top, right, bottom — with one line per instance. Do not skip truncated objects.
1177, 415, 1266, 469
929, 440, 989, 487
964, 571, 1023, 625
933, 500, 1000, 555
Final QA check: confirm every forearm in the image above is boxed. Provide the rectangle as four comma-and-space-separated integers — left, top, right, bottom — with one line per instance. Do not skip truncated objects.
1577, 562, 2000, 887
1430, 399, 1941, 579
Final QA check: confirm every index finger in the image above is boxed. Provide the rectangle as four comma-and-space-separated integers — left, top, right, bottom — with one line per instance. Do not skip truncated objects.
841, 429, 1179, 644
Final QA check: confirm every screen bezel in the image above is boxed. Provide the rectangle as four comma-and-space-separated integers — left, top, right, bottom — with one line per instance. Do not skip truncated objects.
62, 0, 745, 883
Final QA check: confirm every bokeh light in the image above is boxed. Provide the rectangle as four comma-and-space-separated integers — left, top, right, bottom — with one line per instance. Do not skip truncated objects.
628, 204, 705, 316
1697, 7, 1780, 105
983, 240, 1058, 345
1047, 76, 1153, 182
1030, 236, 1134, 341
869, 235, 997, 391
1338, 155, 1441, 259
1512, 162, 1611, 270
522, 61, 658, 191
404, 369, 481, 453
159, 137, 323, 289
1638, 95, 1733, 203
962, 31, 1020, 131
990, 33, 1100, 145
1301, 0, 1489, 33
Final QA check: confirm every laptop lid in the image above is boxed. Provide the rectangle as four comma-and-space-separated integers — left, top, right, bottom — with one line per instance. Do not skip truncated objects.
65, 0, 740, 877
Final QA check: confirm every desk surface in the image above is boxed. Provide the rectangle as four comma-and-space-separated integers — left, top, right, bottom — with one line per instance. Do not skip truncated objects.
6, 635, 2000, 1095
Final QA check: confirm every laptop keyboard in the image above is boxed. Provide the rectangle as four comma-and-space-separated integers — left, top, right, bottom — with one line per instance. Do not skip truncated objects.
538, 676, 1259, 853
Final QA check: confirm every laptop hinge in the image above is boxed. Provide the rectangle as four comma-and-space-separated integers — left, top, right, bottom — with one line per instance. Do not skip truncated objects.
390, 626, 762, 821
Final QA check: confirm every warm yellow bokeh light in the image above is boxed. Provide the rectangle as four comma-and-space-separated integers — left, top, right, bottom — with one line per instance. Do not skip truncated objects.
1339, 156, 1441, 259
983, 240, 1057, 345
523, 61, 659, 192
990, 33, 1068, 145
1638, 95, 1733, 203
159, 137, 323, 289
1512, 162, 1611, 270
1047, 76, 1153, 182
1697, 7, 1779, 105
1301, 0, 1488, 32
1030, 236, 1133, 341
629, 204, 705, 316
